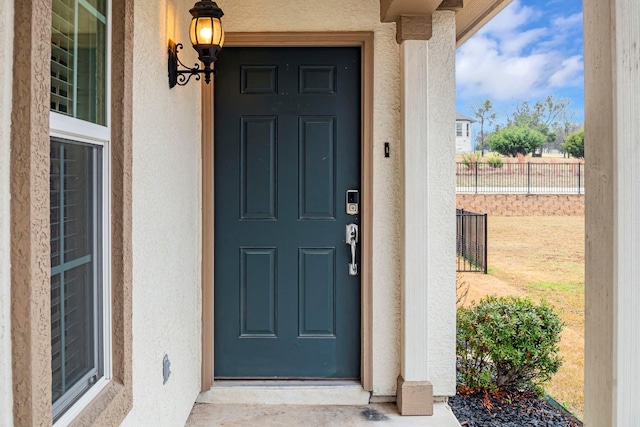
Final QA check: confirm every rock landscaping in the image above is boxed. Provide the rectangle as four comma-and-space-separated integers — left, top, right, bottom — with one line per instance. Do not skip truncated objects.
450, 390, 582, 427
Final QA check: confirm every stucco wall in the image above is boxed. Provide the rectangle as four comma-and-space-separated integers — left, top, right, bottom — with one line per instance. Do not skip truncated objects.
0, 0, 13, 425
218, 0, 402, 396
120, 1, 203, 425
457, 194, 585, 216
426, 12, 457, 396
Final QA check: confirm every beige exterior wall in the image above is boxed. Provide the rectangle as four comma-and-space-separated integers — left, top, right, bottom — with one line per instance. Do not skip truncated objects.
9, 1, 53, 423
0, 0, 13, 425
218, 0, 403, 396
457, 194, 585, 216
120, 0, 203, 425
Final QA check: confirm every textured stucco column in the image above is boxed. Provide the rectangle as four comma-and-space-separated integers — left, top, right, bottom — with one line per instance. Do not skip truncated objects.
0, 0, 14, 425
10, 0, 53, 424
397, 11, 456, 416
584, 0, 640, 426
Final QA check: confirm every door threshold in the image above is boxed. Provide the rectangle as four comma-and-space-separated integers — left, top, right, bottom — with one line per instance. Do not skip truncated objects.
197, 380, 371, 405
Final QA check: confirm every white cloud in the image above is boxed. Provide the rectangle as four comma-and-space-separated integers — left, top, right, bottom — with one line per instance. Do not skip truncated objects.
456, 37, 552, 100
456, 0, 583, 102
549, 55, 584, 87
553, 12, 583, 28
535, 12, 583, 51
500, 28, 547, 55
478, 0, 536, 36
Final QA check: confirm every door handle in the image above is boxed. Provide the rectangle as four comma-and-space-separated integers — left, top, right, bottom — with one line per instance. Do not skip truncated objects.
346, 224, 358, 276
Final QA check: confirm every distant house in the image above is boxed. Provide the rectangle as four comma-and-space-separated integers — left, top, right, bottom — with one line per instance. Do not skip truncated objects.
456, 113, 476, 153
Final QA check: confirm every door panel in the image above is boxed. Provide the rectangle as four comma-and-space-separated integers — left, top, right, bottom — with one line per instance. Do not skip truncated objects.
298, 247, 336, 337
240, 116, 277, 219
240, 247, 277, 337
299, 116, 336, 220
214, 47, 361, 378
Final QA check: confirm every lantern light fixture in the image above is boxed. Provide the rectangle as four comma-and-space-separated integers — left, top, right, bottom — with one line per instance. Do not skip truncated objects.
168, 0, 224, 88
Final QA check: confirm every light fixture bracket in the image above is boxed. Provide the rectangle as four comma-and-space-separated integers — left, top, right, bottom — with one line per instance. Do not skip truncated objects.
168, 40, 216, 88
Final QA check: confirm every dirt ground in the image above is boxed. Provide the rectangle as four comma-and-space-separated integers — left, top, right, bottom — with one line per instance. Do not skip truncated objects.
457, 216, 585, 420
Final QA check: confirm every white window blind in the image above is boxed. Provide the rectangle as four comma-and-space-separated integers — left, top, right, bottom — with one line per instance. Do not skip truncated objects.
51, 0, 107, 125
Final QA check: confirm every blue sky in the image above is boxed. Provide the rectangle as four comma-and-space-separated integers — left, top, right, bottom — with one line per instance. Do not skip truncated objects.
455, 0, 584, 126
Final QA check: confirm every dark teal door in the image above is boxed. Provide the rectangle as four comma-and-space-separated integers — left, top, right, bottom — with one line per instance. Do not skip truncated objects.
214, 47, 361, 378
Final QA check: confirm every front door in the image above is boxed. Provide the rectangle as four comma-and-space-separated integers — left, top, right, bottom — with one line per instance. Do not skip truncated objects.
213, 47, 361, 378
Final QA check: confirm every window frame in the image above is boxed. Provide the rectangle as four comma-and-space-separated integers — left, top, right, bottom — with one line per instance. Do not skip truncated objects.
49, 131, 112, 425
49, 0, 113, 423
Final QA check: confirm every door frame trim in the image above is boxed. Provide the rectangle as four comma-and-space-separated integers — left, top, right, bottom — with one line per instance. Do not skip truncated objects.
202, 32, 374, 392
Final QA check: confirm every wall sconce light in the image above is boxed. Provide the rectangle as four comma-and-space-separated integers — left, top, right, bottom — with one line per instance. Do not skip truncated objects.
168, 0, 224, 88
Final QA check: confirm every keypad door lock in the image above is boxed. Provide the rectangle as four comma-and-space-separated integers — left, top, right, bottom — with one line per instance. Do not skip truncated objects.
346, 190, 359, 215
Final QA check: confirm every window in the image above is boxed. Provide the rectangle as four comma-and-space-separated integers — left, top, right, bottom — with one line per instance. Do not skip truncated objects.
51, 0, 107, 125
466, 123, 470, 137
50, 0, 111, 422
456, 122, 463, 137
50, 139, 104, 418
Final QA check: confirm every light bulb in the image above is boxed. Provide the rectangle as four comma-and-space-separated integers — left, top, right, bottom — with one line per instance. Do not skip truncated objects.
199, 27, 213, 43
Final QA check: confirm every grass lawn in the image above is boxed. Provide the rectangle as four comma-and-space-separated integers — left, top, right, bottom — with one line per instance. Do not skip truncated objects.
457, 216, 585, 420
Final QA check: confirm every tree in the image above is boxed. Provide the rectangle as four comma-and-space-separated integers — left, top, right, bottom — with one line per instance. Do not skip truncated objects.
487, 126, 546, 157
471, 100, 497, 156
551, 109, 582, 154
506, 96, 571, 155
561, 130, 584, 158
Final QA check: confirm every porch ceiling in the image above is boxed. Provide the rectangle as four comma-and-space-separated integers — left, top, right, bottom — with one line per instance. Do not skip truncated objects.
453, 0, 512, 46
379, 0, 512, 46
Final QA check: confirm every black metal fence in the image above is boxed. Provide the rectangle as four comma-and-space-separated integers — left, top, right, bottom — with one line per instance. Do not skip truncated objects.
456, 162, 584, 194
456, 209, 487, 273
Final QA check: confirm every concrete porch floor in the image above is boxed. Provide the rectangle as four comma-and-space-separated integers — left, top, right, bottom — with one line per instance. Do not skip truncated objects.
186, 402, 462, 426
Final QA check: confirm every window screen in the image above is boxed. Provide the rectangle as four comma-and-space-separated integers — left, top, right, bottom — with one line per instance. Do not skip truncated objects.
50, 139, 103, 419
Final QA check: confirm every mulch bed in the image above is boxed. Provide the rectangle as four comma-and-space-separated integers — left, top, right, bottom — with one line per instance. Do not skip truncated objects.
449, 389, 582, 427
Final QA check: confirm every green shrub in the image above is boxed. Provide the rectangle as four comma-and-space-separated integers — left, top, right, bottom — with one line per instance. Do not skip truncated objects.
561, 130, 584, 159
487, 155, 503, 168
457, 296, 563, 396
487, 125, 546, 157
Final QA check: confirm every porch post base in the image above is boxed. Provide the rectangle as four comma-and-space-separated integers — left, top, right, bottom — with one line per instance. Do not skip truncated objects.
396, 376, 433, 416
